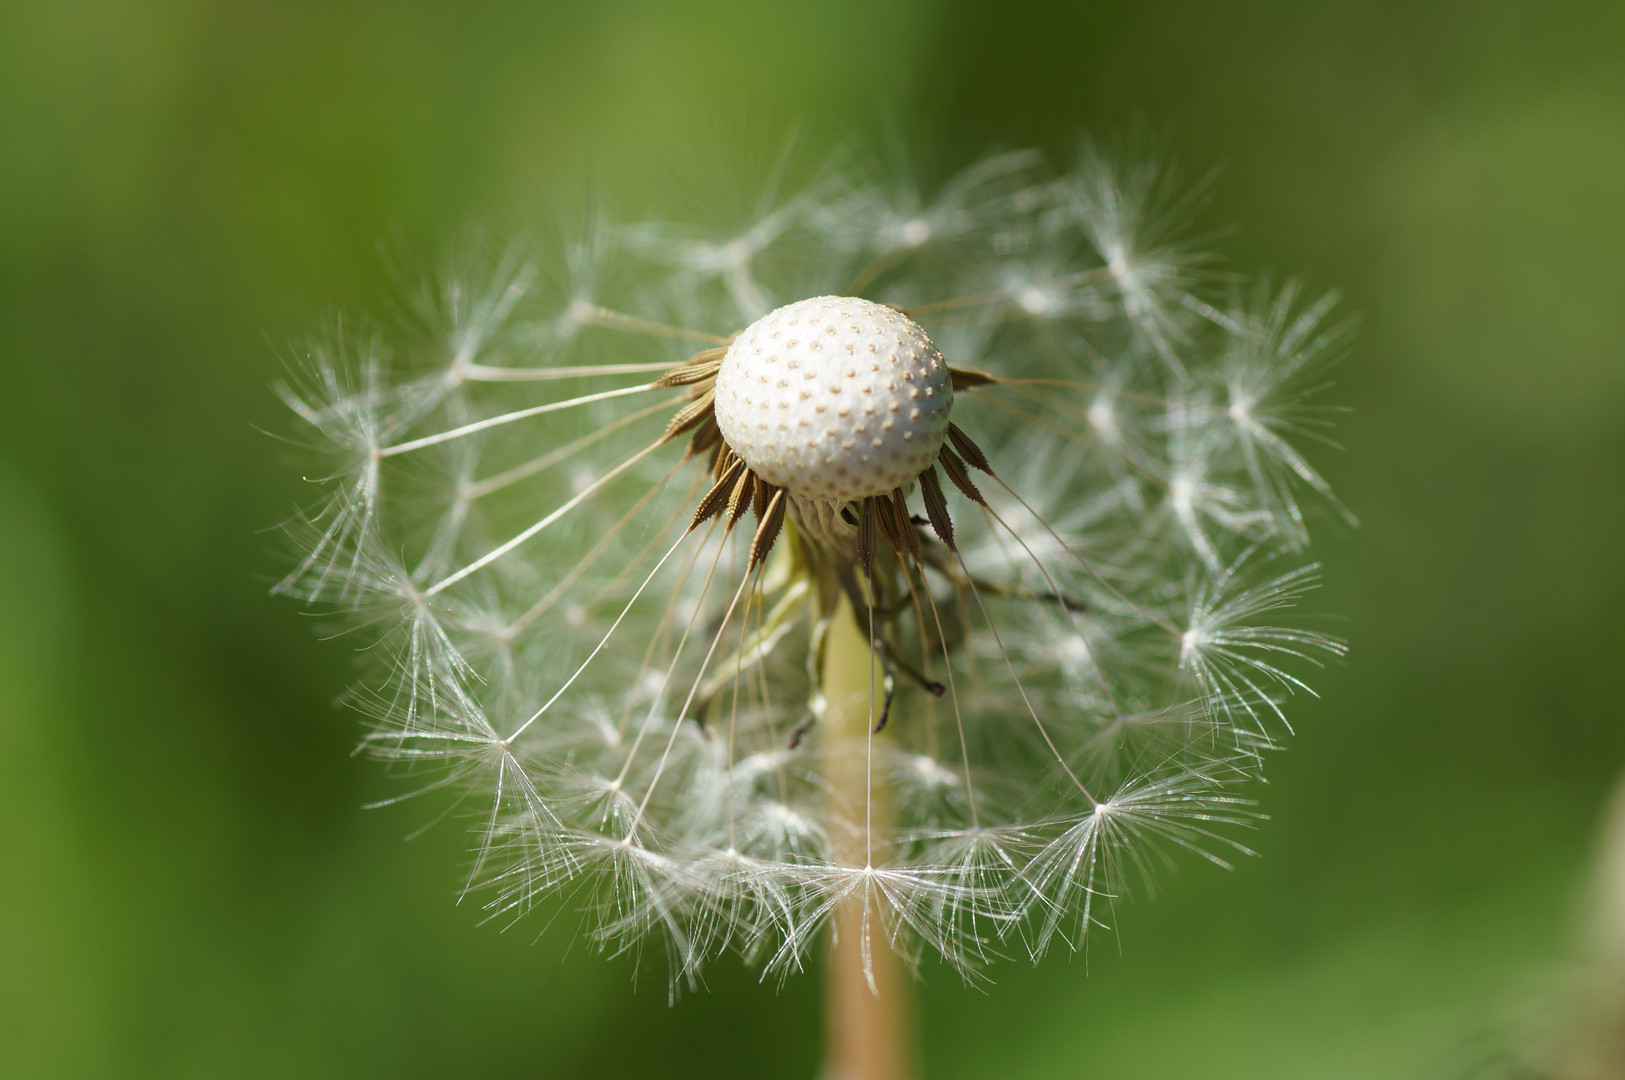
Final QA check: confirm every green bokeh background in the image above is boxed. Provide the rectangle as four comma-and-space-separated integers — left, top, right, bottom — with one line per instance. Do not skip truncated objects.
3, 2, 1622, 1076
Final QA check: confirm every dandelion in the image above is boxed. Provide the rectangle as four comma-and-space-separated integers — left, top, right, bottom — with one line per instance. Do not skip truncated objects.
276, 137, 1351, 1078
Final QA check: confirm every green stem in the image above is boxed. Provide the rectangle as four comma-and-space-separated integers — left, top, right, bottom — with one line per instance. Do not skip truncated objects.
822, 590, 914, 1080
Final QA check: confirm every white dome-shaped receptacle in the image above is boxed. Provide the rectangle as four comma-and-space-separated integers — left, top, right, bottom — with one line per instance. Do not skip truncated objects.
713, 296, 953, 503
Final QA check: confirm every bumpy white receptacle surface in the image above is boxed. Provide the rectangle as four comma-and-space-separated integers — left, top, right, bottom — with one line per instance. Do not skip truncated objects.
714, 296, 953, 503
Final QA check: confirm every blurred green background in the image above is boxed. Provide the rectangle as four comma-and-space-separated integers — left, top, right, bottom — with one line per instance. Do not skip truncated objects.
3, 1, 1622, 1076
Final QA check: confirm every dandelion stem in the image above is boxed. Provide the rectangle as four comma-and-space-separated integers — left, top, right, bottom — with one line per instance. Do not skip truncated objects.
822, 591, 913, 1080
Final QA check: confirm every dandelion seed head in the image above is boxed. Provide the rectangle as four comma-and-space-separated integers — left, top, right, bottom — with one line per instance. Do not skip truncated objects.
274, 137, 1355, 986
714, 296, 952, 502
